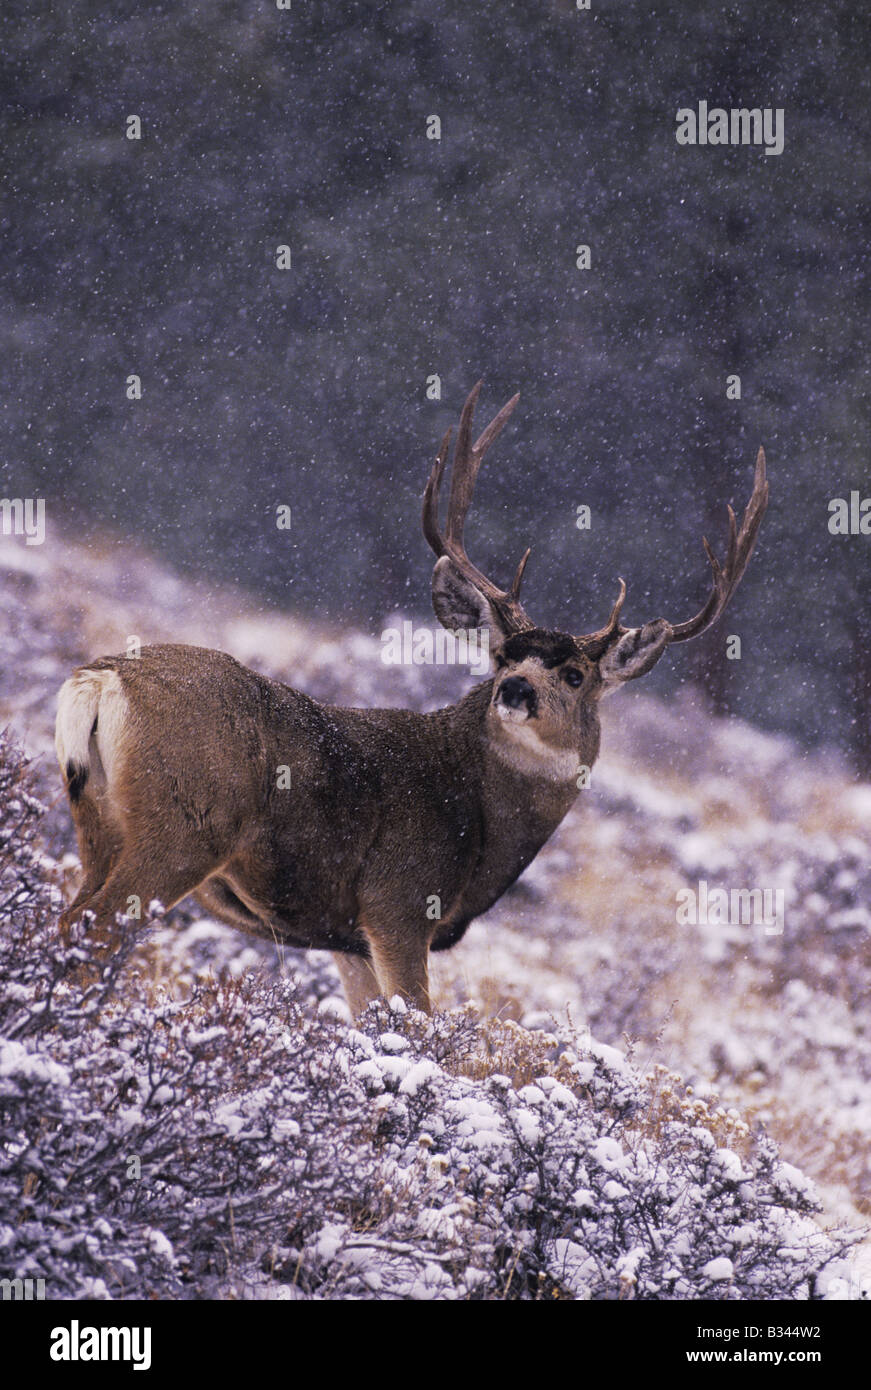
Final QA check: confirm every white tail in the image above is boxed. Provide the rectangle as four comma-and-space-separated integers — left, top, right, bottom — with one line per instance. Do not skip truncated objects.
56, 668, 129, 806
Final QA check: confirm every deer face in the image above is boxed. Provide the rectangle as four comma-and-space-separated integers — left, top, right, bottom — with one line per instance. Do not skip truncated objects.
486, 628, 602, 777
493, 629, 593, 721
474, 616, 672, 777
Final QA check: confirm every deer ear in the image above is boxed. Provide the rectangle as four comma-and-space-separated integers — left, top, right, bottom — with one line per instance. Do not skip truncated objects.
598, 619, 671, 694
431, 556, 508, 654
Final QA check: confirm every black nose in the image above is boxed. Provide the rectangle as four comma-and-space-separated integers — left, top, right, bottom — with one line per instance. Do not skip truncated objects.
499, 675, 537, 713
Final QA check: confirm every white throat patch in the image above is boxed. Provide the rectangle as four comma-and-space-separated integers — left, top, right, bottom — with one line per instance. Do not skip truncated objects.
490, 713, 578, 782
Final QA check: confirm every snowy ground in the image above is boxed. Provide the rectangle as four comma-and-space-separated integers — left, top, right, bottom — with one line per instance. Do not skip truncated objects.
1, 527, 869, 1293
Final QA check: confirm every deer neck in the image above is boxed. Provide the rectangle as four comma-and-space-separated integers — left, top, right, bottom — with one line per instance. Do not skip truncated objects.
452, 679, 589, 845
418, 682, 585, 920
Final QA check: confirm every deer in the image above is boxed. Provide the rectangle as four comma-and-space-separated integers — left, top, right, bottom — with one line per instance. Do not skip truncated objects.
55, 382, 768, 1015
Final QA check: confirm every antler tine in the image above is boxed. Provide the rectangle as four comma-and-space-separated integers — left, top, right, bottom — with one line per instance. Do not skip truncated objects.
576, 450, 767, 656
446, 382, 521, 548
603, 577, 627, 635
422, 382, 533, 634
444, 382, 481, 547
575, 577, 628, 654
472, 391, 522, 458
422, 427, 452, 558
668, 446, 769, 644
510, 547, 532, 600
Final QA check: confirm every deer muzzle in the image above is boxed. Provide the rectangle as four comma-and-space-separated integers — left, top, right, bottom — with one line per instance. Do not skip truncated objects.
496, 675, 538, 719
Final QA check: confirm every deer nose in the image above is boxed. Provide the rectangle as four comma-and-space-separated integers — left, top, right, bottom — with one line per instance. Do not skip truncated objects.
499, 675, 537, 714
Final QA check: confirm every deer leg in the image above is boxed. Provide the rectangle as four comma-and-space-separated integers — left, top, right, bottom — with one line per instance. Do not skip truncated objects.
332, 951, 382, 1016
360, 925, 432, 1014
59, 793, 124, 941
69, 844, 220, 941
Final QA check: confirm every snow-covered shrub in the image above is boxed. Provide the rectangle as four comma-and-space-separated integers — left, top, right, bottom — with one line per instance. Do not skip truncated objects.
304, 1004, 855, 1300
0, 732, 857, 1299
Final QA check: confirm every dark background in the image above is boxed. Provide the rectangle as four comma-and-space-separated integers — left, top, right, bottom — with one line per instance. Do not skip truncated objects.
1, 1, 869, 766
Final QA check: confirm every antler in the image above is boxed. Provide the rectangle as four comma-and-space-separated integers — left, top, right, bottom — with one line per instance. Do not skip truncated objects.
422, 381, 534, 634
576, 577, 628, 656
667, 446, 769, 643
578, 447, 769, 653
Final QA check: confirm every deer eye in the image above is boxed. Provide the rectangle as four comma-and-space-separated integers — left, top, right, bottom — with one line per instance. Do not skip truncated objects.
562, 667, 584, 688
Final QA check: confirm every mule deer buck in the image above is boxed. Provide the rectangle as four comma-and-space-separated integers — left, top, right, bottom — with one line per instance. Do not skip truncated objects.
56, 382, 768, 1014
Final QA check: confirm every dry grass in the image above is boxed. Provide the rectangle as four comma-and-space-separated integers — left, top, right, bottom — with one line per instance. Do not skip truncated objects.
629, 1061, 752, 1157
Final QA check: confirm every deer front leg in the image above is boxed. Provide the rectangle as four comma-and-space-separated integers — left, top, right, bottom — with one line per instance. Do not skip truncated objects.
359, 917, 432, 1014
332, 951, 382, 1017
